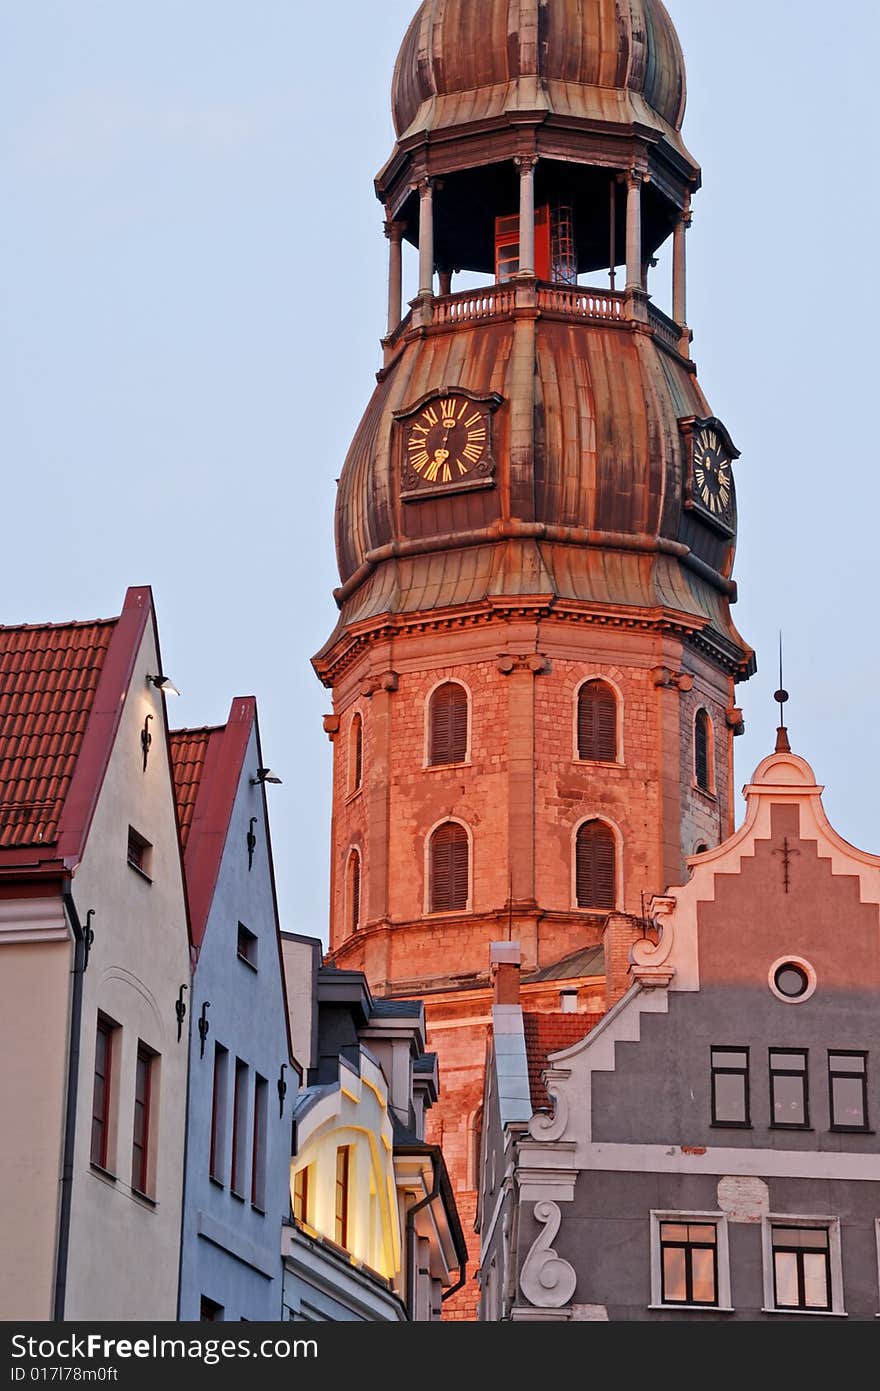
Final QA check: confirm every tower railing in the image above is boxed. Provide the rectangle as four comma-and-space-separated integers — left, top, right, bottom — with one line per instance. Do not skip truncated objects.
383, 281, 684, 363
536, 284, 624, 321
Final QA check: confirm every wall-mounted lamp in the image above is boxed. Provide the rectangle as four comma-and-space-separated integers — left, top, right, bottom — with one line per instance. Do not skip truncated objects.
141, 714, 153, 772
198, 1001, 211, 1059
251, 768, 283, 786
278, 1063, 288, 1117
247, 817, 258, 872
83, 910, 96, 972
176, 984, 188, 1043
146, 673, 181, 697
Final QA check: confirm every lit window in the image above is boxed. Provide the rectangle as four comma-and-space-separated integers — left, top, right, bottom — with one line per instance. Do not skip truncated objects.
711, 1048, 750, 1127
131, 1044, 155, 1197
575, 820, 616, 910
770, 1049, 809, 1129
577, 680, 618, 762
828, 1052, 868, 1132
428, 683, 468, 767
762, 1220, 845, 1314
127, 827, 152, 879
293, 1165, 313, 1227
237, 922, 258, 970
650, 1212, 731, 1311
429, 822, 469, 913
335, 1147, 352, 1249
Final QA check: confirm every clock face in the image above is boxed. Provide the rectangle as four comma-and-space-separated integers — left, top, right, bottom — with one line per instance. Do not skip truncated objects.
405, 396, 489, 487
693, 427, 733, 520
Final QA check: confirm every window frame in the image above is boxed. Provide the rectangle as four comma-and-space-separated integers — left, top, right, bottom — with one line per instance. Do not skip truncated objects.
90, 1014, 117, 1174
236, 922, 259, 971
293, 1163, 314, 1228
126, 826, 153, 881
230, 1058, 249, 1200
335, 1146, 352, 1250
574, 677, 621, 766
649, 1211, 732, 1313
710, 1046, 751, 1129
425, 679, 471, 770
761, 1215, 845, 1317
769, 1048, 810, 1130
209, 1043, 229, 1187
693, 707, 714, 795
426, 818, 471, 915
348, 712, 364, 797
573, 816, 619, 911
131, 1042, 155, 1199
346, 847, 362, 933
828, 1051, 869, 1133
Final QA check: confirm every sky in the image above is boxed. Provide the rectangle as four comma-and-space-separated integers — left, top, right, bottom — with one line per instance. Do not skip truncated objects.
2, 1, 878, 945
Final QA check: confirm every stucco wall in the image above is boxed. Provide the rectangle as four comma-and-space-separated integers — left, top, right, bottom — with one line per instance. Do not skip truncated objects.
178, 723, 292, 1322
64, 622, 191, 1320
0, 929, 72, 1319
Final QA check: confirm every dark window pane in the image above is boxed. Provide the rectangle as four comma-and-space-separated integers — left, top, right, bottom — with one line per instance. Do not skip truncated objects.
772, 1074, 807, 1126
714, 1073, 747, 1124
831, 1075, 866, 1128
774, 966, 809, 999
712, 1050, 747, 1070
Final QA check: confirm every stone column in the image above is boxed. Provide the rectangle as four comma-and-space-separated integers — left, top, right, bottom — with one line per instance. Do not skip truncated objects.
673, 200, 690, 327
385, 219, 406, 336
625, 170, 643, 293
515, 155, 538, 276
418, 178, 435, 297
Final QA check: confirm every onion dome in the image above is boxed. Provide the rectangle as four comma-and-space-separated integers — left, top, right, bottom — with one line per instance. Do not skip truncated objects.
392, 0, 687, 140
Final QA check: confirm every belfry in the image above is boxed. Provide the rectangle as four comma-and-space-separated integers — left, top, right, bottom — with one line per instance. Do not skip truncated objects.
313, 0, 754, 1315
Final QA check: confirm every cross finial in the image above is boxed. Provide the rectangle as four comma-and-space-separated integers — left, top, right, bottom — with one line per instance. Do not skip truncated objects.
774, 630, 790, 753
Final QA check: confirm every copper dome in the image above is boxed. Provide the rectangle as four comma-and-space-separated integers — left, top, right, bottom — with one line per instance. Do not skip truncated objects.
392, 0, 687, 139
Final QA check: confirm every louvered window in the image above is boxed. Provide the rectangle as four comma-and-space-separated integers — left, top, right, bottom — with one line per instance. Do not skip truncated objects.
577, 681, 618, 762
429, 683, 468, 766
695, 710, 711, 792
430, 822, 469, 913
348, 851, 361, 932
576, 821, 616, 910
350, 714, 363, 793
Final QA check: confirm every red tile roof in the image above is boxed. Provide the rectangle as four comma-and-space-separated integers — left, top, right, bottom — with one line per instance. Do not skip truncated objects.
169, 726, 222, 853
171, 698, 256, 949
0, 619, 116, 849
523, 1012, 604, 1110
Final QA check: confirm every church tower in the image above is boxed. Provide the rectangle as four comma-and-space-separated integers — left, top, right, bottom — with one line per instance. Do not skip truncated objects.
314, 0, 754, 1314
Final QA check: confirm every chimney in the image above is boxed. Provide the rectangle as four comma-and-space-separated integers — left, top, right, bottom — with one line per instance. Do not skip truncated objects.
490, 942, 521, 1005
560, 988, 578, 1014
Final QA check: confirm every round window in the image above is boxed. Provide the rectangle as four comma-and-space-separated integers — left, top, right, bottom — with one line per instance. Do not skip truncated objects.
768, 957, 816, 1005
774, 963, 809, 999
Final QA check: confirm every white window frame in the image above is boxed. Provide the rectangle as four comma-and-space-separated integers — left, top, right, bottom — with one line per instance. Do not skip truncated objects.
649, 1210, 733, 1313
760, 1214, 846, 1317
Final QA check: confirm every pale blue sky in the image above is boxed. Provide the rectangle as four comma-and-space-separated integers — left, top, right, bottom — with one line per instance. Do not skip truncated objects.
2, 2, 878, 942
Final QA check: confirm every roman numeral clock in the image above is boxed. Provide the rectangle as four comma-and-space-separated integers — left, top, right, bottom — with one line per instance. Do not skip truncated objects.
396, 389, 502, 500
681, 416, 739, 537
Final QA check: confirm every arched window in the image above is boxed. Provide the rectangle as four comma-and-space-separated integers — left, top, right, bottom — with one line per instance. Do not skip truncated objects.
694, 709, 712, 793
347, 850, 361, 933
429, 822, 469, 913
575, 820, 617, 910
349, 714, 363, 794
428, 682, 468, 767
577, 680, 618, 762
